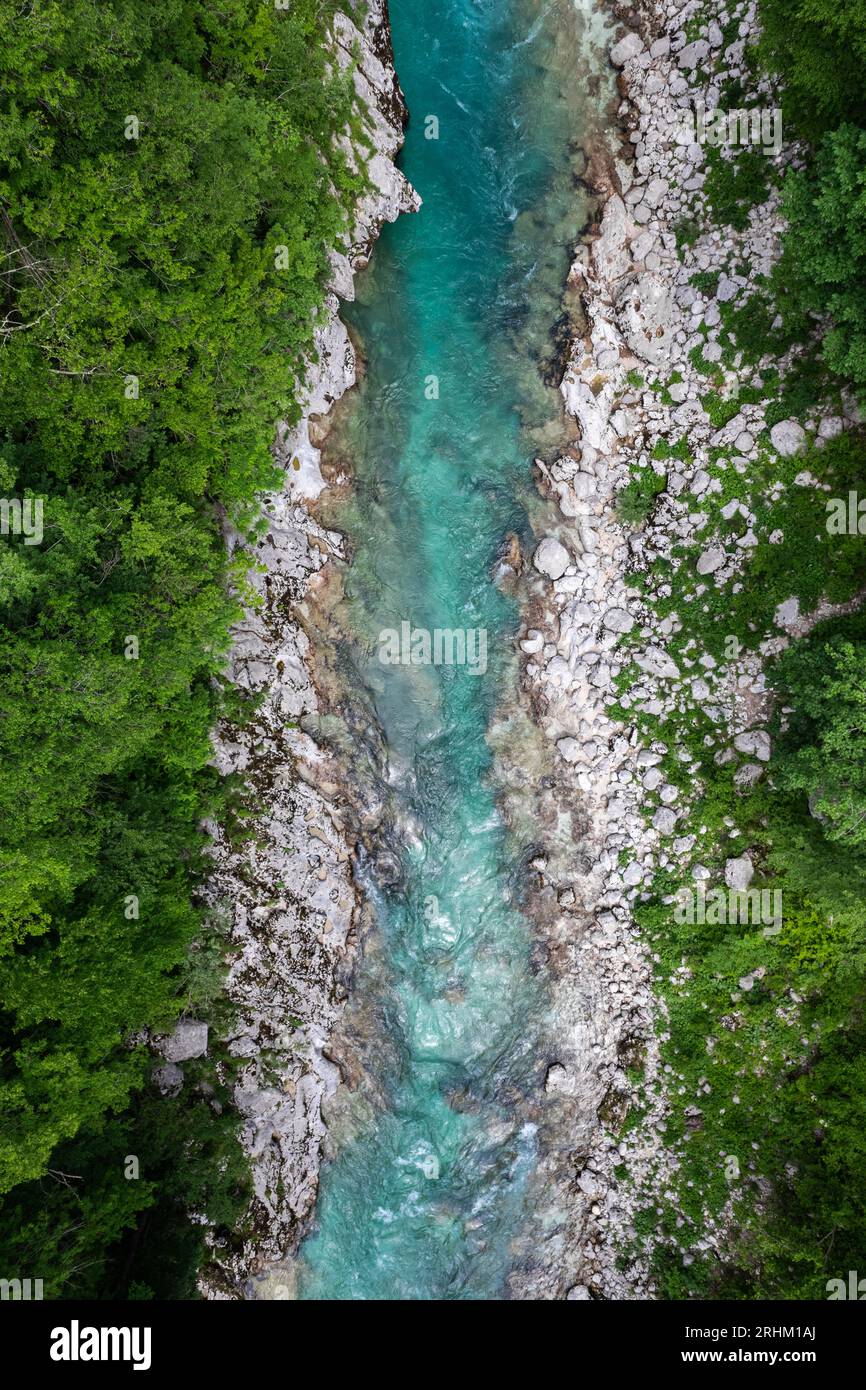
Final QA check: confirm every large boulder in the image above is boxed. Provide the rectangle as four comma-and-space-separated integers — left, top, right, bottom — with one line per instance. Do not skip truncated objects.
774, 596, 800, 628
696, 545, 725, 576
545, 1062, 575, 1095
603, 606, 634, 634
158, 1019, 209, 1063
734, 729, 771, 762
724, 855, 754, 891
635, 646, 680, 680
533, 537, 571, 581
623, 860, 644, 887
610, 32, 643, 67
678, 39, 711, 70
153, 1062, 184, 1097
653, 807, 678, 835
594, 194, 632, 284
617, 273, 676, 366
770, 419, 806, 458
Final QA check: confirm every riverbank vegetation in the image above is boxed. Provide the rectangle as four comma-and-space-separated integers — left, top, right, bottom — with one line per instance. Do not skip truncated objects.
616, 0, 866, 1298
0, 0, 364, 1297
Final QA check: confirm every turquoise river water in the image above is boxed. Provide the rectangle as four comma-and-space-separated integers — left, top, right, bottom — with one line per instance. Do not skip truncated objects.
297, 0, 606, 1300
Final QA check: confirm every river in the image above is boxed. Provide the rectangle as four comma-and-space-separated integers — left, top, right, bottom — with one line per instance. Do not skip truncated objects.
297, 0, 609, 1300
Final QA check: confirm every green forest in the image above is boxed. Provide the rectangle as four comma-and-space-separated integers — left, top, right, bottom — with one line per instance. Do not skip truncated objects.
0, 0, 366, 1298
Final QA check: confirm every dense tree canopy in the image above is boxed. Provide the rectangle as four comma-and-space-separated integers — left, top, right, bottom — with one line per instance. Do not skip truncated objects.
0, 0, 364, 1294
773, 637, 866, 846
777, 126, 866, 387
757, 0, 866, 141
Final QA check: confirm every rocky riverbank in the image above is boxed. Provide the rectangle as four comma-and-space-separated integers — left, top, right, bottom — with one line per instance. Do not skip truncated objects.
511, 0, 860, 1298
200, 1, 418, 1298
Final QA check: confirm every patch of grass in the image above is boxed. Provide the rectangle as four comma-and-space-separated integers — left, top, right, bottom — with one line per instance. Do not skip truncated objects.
691, 270, 722, 297
704, 143, 776, 232
617, 466, 667, 526
674, 216, 702, 255
689, 344, 726, 380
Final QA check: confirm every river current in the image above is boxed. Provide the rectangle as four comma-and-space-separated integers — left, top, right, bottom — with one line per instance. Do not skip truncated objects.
297, 0, 608, 1300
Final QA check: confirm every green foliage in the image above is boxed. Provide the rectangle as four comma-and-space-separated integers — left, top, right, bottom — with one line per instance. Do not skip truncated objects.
700, 390, 742, 429
704, 143, 774, 232
627, 606, 866, 1298
691, 269, 721, 297
617, 466, 666, 526
0, 1054, 251, 1299
773, 637, 866, 846
651, 435, 692, 464
756, 0, 866, 141
674, 216, 701, 254
776, 126, 866, 388
617, 387, 866, 1296
0, 0, 362, 1293
642, 430, 866, 665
